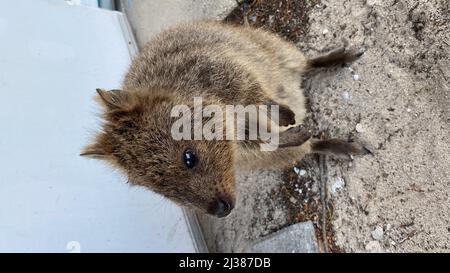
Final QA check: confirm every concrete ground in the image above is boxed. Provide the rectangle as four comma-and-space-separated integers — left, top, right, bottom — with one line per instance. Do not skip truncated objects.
244, 221, 319, 253
302, 0, 449, 252
118, 0, 236, 47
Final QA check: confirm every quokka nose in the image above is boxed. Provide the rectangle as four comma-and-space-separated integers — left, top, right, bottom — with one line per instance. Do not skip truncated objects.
209, 197, 234, 218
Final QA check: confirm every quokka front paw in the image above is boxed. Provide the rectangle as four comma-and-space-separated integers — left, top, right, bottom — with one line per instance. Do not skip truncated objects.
277, 104, 296, 127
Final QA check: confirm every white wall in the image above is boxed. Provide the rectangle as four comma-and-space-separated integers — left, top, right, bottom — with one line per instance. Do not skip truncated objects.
0, 0, 196, 252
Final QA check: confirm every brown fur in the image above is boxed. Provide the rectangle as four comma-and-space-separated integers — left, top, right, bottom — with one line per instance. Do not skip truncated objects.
82, 22, 365, 216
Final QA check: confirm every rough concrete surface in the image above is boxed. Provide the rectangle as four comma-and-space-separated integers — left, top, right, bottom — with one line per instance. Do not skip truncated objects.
300, 0, 449, 253
118, 0, 237, 47
244, 221, 319, 253
197, 170, 292, 252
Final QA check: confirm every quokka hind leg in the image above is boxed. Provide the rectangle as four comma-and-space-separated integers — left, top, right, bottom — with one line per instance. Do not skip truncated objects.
311, 139, 370, 159
307, 46, 364, 68
277, 125, 369, 159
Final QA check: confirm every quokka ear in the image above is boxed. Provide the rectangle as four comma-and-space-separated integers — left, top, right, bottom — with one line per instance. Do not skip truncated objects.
79, 142, 111, 159
96, 88, 131, 110
80, 146, 105, 159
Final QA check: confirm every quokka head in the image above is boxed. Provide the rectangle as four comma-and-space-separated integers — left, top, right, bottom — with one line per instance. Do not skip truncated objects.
81, 88, 235, 217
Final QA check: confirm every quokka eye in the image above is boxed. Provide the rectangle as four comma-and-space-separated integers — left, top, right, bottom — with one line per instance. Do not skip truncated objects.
183, 149, 197, 169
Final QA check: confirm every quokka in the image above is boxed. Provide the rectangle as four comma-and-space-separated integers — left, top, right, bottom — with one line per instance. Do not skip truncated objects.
81, 22, 367, 217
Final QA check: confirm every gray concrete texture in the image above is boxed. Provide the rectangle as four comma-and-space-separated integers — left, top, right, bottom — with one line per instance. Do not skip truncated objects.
244, 221, 319, 253
118, 0, 237, 47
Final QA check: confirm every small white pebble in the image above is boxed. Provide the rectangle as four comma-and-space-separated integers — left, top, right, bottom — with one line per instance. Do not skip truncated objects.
331, 177, 345, 193
322, 28, 329, 35
371, 226, 384, 241
355, 123, 364, 133
342, 91, 351, 101
366, 0, 377, 6
365, 241, 383, 253
406, 108, 412, 112
353, 74, 360, 81
289, 197, 297, 204
294, 167, 307, 177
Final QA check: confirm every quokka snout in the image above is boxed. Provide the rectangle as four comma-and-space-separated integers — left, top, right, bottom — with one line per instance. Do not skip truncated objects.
82, 22, 367, 217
